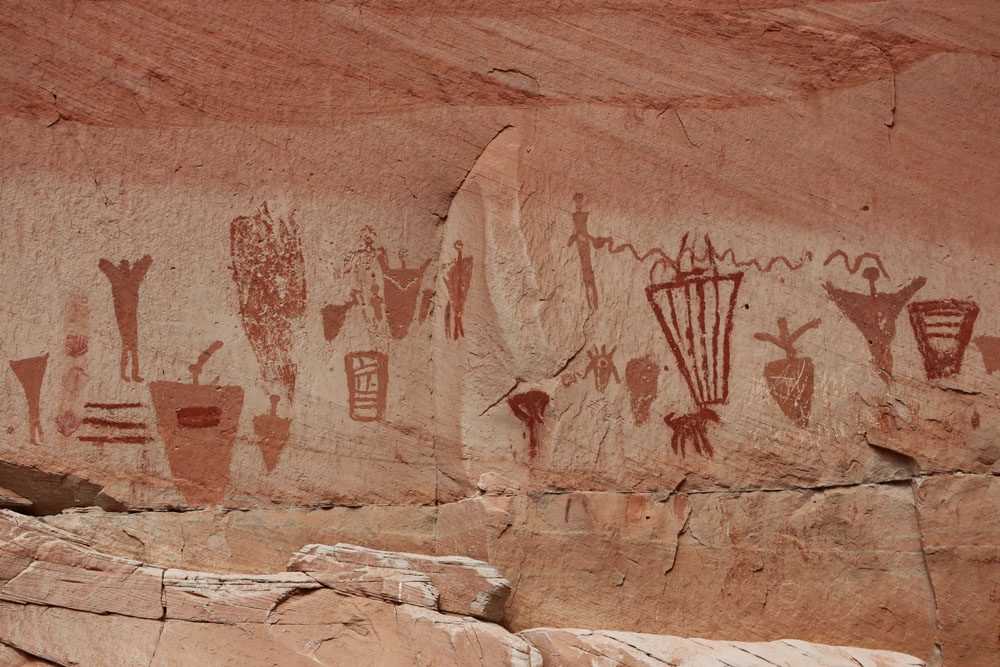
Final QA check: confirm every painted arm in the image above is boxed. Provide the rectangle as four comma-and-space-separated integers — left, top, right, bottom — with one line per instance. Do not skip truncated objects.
134, 255, 153, 280
98, 258, 116, 279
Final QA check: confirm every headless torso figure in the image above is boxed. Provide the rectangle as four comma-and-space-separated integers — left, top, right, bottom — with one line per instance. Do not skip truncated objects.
99, 256, 152, 382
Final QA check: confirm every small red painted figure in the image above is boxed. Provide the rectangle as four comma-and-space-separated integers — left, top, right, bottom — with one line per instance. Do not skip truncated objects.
567, 193, 598, 313
9, 353, 48, 444
582, 344, 620, 392
444, 240, 473, 339
377, 248, 431, 340
625, 356, 660, 426
754, 317, 821, 428
508, 390, 550, 460
99, 255, 152, 382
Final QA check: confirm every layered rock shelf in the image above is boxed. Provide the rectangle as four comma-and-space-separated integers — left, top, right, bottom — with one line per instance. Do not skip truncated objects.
0, 511, 924, 666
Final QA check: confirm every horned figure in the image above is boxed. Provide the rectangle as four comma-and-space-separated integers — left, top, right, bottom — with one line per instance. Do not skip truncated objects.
582, 344, 620, 392
824, 266, 925, 378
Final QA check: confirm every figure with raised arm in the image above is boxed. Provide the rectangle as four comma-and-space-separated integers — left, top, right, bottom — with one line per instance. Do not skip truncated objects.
99, 255, 152, 382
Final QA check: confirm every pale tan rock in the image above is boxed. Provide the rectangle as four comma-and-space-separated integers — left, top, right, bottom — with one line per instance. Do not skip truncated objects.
285, 558, 439, 608
44, 505, 439, 573
915, 473, 1000, 667
0, 643, 49, 666
477, 471, 522, 496
290, 542, 510, 621
0, 510, 163, 619
163, 569, 320, 623
0, 601, 162, 667
151, 590, 541, 667
520, 628, 925, 666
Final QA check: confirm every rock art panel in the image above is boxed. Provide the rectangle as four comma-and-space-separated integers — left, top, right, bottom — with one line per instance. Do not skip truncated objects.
98, 255, 152, 383
230, 202, 307, 401
149, 341, 244, 505
907, 299, 979, 379
324, 228, 434, 344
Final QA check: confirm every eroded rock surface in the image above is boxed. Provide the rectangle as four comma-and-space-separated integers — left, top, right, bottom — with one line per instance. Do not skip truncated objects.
0, 510, 928, 667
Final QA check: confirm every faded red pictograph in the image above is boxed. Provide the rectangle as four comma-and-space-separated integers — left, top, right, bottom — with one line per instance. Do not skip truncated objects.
321, 290, 362, 342
230, 203, 307, 401
324, 229, 433, 343
646, 236, 743, 457
567, 193, 599, 312
99, 255, 152, 382
149, 341, 244, 505
624, 356, 660, 426
823, 267, 925, 377
9, 354, 48, 444
907, 300, 979, 380
582, 345, 620, 392
65, 334, 88, 358
507, 390, 550, 460
55, 412, 82, 437
974, 336, 1000, 374
253, 394, 291, 472
56, 292, 91, 437
345, 351, 388, 422
443, 240, 473, 339
378, 249, 432, 340
76, 401, 150, 445
754, 317, 821, 428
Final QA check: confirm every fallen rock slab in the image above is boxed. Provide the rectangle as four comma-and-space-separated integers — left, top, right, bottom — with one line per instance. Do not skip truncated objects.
0, 509, 163, 619
519, 628, 926, 667
289, 542, 510, 621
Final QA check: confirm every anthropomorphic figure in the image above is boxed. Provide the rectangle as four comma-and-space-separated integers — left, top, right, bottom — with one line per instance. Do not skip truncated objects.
824, 267, 925, 377
99, 256, 152, 382
567, 193, 598, 312
376, 248, 431, 339
582, 344, 620, 392
444, 240, 473, 339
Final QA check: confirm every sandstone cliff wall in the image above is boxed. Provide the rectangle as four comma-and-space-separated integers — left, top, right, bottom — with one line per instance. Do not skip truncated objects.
0, 2, 998, 664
